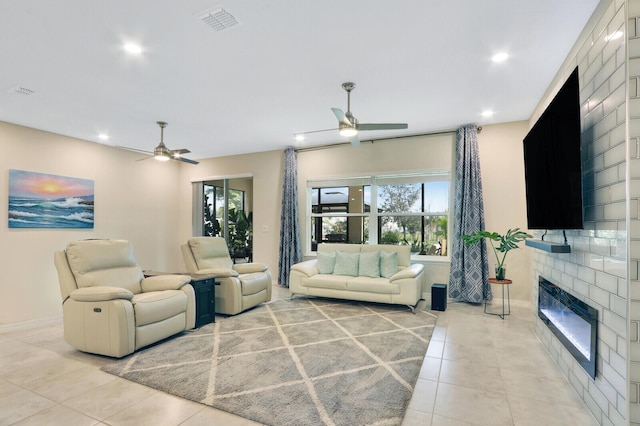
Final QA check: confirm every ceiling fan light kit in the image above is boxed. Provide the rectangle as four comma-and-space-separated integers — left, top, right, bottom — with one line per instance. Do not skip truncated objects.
339, 122, 358, 137
154, 122, 172, 161
154, 146, 171, 161
296, 82, 408, 147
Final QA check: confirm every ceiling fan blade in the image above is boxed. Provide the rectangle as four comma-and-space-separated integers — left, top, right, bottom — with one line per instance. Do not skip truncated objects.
172, 156, 199, 165
169, 148, 198, 164
116, 145, 153, 155
171, 148, 191, 155
350, 135, 360, 147
358, 123, 408, 131
331, 107, 350, 125
294, 128, 339, 137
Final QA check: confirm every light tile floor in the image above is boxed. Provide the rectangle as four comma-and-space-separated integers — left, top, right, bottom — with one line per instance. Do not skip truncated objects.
0, 285, 598, 426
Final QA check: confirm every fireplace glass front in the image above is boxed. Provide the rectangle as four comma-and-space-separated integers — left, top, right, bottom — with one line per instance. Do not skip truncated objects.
538, 276, 597, 379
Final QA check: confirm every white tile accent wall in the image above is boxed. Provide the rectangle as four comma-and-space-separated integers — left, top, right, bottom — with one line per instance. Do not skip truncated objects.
531, 1, 628, 424
629, 1, 640, 425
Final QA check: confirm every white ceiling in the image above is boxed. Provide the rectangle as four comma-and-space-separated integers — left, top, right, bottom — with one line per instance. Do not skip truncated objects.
0, 1, 600, 160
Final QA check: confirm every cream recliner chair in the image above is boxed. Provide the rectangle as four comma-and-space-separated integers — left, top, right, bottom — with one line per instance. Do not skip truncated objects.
181, 237, 272, 315
54, 239, 196, 358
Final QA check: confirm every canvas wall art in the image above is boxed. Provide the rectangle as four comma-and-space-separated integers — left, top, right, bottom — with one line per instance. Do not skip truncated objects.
8, 169, 94, 228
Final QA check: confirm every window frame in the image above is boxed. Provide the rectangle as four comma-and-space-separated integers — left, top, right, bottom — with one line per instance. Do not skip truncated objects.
306, 172, 452, 260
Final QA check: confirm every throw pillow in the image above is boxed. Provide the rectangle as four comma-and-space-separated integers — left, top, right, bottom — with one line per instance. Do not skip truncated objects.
358, 251, 380, 278
317, 251, 336, 274
333, 251, 360, 276
380, 251, 398, 278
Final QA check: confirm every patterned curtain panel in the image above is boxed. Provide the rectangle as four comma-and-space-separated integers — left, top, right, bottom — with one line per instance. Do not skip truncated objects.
278, 147, 302, 287
448, 125, 492, 303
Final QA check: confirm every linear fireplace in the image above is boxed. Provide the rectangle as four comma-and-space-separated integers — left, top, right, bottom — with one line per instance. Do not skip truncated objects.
538, 276, 598, 379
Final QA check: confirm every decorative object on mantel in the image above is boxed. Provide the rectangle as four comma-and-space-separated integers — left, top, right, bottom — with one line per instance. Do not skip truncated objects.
101, 297, 437, 426
461, 228, 532, 280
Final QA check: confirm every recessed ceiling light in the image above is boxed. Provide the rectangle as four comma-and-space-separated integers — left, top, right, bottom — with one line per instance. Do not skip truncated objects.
481, 110, 494, 117
294, 134, 305, 142
98, 133, 109, 141
491, 52, 509, 63
123, 43, 143, 54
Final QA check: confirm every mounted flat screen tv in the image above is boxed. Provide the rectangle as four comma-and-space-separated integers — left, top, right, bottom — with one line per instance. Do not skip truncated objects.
523, 66, 583, 230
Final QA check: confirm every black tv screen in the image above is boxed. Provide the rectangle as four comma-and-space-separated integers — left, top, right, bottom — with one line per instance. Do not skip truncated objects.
523, 66, 583, 230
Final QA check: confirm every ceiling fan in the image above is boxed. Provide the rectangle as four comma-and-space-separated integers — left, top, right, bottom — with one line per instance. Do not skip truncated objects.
118, 121, 199, 165
296, 82, 408, 146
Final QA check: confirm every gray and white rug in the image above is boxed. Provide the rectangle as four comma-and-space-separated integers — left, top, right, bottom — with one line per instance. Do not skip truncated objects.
101, 297, 438, 426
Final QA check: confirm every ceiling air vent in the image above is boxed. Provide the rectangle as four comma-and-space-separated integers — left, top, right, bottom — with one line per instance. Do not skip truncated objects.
199, 8, 238, 31
8, 86, 35, 96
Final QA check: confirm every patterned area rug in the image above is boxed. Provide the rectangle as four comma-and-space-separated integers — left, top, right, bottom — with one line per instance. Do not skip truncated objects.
101, 297, 438, 426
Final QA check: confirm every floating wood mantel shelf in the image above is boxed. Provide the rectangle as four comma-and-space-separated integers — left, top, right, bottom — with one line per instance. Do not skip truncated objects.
525, 239, 571, 253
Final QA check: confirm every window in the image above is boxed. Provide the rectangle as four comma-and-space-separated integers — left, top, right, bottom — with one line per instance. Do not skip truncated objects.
308, 173, 450, 256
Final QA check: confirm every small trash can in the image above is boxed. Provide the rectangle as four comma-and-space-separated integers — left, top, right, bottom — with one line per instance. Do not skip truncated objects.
431, 283, 447, 311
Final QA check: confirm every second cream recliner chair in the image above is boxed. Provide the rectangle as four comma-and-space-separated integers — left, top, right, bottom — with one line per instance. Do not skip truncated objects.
181, 237, 272, 315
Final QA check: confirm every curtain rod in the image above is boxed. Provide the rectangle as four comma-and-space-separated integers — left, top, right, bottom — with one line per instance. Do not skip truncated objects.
294, 125, 481, 153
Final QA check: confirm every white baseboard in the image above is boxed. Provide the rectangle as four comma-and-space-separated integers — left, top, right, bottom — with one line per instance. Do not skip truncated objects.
0, 314, 62, 334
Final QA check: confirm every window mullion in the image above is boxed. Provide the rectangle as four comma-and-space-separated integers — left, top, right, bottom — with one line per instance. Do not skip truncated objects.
369, 182, 378, 244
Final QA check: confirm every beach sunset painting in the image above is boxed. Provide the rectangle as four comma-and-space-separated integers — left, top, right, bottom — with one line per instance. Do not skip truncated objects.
9, 170, 94, 228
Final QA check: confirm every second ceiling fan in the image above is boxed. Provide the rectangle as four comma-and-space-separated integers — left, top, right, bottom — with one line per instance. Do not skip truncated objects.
298, 82, 408, 146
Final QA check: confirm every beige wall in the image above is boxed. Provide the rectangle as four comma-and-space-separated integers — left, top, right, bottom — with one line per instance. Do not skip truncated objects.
1, 118, 530, 326
296, 133, 456, 251
477, 121, 531, 300
0, 121, 183, 324
295, 134, 456, 294
177, 150, 284, 276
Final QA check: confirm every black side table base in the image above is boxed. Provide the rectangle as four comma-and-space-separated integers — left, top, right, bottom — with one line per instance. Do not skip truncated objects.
484, 280, 511, 320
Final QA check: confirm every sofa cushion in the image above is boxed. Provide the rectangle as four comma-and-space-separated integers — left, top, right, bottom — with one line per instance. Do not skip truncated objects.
358, 250, 380, 278
317, 251, 336, 274
239, 272, 271, 296
380, 251, 398, 279
65, 240, 143, 294
188, 237, 233, 270
346, 277, 400, 294
333, 251, 359, 276
304, 274, 348, 290
132, 290, 187, 327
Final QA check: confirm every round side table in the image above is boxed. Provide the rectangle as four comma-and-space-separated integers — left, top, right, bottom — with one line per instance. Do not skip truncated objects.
485, 278, 512, 319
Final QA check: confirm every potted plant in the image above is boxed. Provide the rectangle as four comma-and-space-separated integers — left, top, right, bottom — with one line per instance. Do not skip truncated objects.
461, 228, 532, 280
228, 208, 250, 259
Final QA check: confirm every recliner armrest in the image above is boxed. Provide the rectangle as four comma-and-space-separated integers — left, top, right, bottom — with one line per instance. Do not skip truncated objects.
290, 260, 318, 278
141, 275, 192, 292
195, 268, 239, 278
389, 264, 424, 282
69, 286, 134, 302
232, 263, 268, 274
